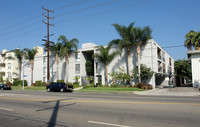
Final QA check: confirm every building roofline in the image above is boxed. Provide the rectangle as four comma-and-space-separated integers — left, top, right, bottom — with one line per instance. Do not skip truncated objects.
187, 50, 200, 55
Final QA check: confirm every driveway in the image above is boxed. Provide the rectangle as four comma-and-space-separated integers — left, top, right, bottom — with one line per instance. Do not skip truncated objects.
134, 87, 200, 96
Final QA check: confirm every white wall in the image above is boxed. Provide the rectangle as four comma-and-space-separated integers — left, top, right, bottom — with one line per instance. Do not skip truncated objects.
191, 53, 200, 87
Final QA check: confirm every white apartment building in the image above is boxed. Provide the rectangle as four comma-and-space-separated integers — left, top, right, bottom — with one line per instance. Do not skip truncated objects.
22, 39, 174, 88
0, 49, 19, 82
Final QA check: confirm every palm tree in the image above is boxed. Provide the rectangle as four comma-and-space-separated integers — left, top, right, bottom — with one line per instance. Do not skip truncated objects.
24, 48, 37, 85
13, 49, 25, 80
51, 42, 62, 80
110, 22, 152, 83
93, 45, 120, 84
184, 30, 200, 50
110, 22, 136, 76
133, 26, 152, 83
58, 35, 79, 82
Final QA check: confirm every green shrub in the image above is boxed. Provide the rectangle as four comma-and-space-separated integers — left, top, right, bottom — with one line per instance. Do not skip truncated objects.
20, 80, 28, 86
110, 84, 118, 88
83, 84, 94, 89
67, 82, 73, 85
13, 79, 19, 86
103, 84, 109, 87
118, 84, 125, 88
73, 82, 79, 85
73, 82, 81, 88
6, 82, 13, 86
135, 83, 152, 90
35, 80, 46, 87
57, 80, 65, 83
13, 79, 27, 86
35, 80, 42, 87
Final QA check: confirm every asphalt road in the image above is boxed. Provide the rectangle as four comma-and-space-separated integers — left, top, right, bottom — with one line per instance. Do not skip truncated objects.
0, 90, 200, 127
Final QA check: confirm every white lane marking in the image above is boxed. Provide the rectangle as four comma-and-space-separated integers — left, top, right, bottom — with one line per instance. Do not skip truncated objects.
0, 107, 14, 111
88, 121, 132, 127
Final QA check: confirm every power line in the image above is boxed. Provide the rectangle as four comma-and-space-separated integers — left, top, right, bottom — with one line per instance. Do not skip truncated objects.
56, 0, 152, 23
0, 0, 64, 25
54, 0, 91, 11
0, 0, 152, 41
0, 21, 41, 37
55, 0, 119, 17
0, 0, 90, 38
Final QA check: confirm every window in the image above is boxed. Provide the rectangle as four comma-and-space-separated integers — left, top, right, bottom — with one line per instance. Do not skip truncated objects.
96, 63, 100, 74
7, 72, 11, 78
43, 56, 47, 63
7, 63, 11, 69
169, 57, 171, 66
75, 52, 80, 62
75, 64, 80, 74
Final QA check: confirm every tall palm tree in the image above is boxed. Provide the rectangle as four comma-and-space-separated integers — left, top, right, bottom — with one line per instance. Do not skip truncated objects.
51, 42, 62, 80
110, 22, 135, 76
133, 26, 152, 83
24, 48, 37, 85
13, 49, 25, 80
58, 35, 79, 82
110, 22, 151, 83
93, 45, 120, 84
184, 30, 200, 50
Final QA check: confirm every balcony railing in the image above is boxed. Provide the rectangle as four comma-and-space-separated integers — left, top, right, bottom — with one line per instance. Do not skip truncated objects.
163, 69, 166, 73
158, 67, 162, 72
158, 55, 161, 60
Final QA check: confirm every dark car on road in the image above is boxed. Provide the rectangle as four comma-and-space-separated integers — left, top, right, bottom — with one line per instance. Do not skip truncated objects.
46, 82, 73, 92
0, 84, 12, 90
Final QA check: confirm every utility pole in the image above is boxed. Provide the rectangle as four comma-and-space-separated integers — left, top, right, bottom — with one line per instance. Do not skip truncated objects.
42, 6, 54, 85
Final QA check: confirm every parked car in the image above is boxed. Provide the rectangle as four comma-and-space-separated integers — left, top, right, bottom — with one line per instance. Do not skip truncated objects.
46, 82, 73, 92
0, 84, 12, 90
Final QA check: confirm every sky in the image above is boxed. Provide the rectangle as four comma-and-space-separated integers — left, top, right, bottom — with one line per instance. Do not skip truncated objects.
0, 0, 200, 60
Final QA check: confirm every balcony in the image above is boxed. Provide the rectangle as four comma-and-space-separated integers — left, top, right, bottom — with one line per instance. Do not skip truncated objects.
158, 67, 162, 73
0, 72, 5, 76
0, 63, 5, 67
158, 55, 161, 60
163, 69, 166, 73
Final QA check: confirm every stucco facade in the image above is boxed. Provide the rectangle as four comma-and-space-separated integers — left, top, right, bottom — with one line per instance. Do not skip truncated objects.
187, 50, 200, 88
0, 49, 19, 82
22, 39, 174, 88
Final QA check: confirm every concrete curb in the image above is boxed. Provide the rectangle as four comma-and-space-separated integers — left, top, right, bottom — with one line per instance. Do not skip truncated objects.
133, 88, 200, 96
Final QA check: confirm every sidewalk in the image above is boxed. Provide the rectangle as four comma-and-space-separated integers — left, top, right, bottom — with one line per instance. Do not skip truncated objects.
133, 87, 200, 96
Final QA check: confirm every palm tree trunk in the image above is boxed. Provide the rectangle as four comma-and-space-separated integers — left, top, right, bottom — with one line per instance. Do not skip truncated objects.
56, 53, 59, 80
105, 63, 108, 84
19, 61, 22, 80
137, 42, 141, 83
179, 76, 182, 86
65, 53, 69, 82
127, 47, 131, 76
31, 60, 34, 86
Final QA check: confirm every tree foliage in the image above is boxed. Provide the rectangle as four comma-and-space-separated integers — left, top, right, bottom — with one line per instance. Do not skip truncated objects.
108, 67, 132, 85
58, 35, 79, 81
93, 45, 120, 84
13, 48, 25, 80
184, 30, 200, 50
133, 64, 154, 83
174, 59, 192, 79
85, 61, 94, 76
110, 22, 152, 80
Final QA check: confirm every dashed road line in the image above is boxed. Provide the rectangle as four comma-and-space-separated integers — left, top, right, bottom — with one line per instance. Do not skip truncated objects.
88, 121, 132, 127
0, 107, 14, 111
